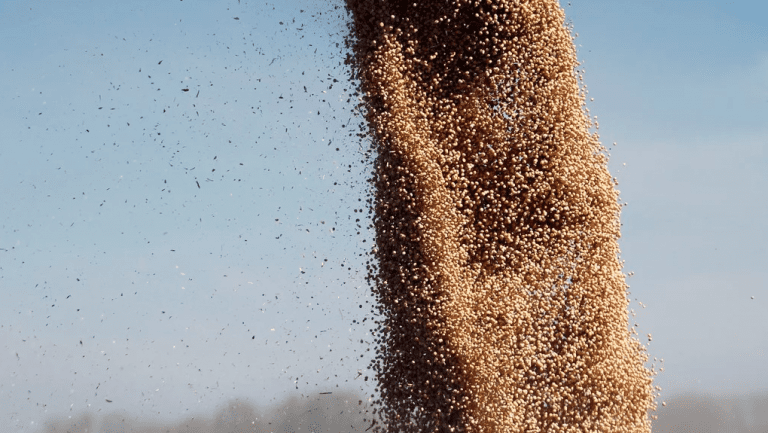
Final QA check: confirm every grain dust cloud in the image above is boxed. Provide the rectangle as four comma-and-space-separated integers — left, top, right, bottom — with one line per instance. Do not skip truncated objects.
344, 0, 659, 431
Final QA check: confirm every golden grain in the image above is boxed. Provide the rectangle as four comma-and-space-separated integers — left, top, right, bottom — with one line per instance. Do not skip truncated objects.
345, 0, 657, 431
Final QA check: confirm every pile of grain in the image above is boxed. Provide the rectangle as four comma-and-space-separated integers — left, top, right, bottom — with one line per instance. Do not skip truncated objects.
345, 0, 657, 431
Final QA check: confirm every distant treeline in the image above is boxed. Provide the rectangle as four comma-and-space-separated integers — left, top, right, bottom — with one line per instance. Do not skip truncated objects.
653, 391, 768, 433
38, 390, 768, 432
39, 391, 375, 433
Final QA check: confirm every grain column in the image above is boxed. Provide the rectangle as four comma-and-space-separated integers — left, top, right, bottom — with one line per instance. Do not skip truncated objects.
345, 0, 657, 431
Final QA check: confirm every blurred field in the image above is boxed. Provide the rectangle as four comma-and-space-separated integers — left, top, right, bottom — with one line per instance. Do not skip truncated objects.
37, 390, 768, 432
653, 392, 768, 433
37, 391, 374, 433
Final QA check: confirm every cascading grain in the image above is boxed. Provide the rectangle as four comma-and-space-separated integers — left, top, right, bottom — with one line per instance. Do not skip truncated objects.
345, 1, 658, 431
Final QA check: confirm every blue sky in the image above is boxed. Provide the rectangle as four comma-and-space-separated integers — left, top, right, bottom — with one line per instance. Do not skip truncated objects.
1, 0, 766, 430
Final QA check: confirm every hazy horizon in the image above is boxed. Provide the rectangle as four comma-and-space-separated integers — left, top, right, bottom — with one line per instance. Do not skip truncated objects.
33, 389, 768, 433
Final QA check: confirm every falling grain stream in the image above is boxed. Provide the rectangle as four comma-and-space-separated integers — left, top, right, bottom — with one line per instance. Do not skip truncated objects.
345, 0, 658, 431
